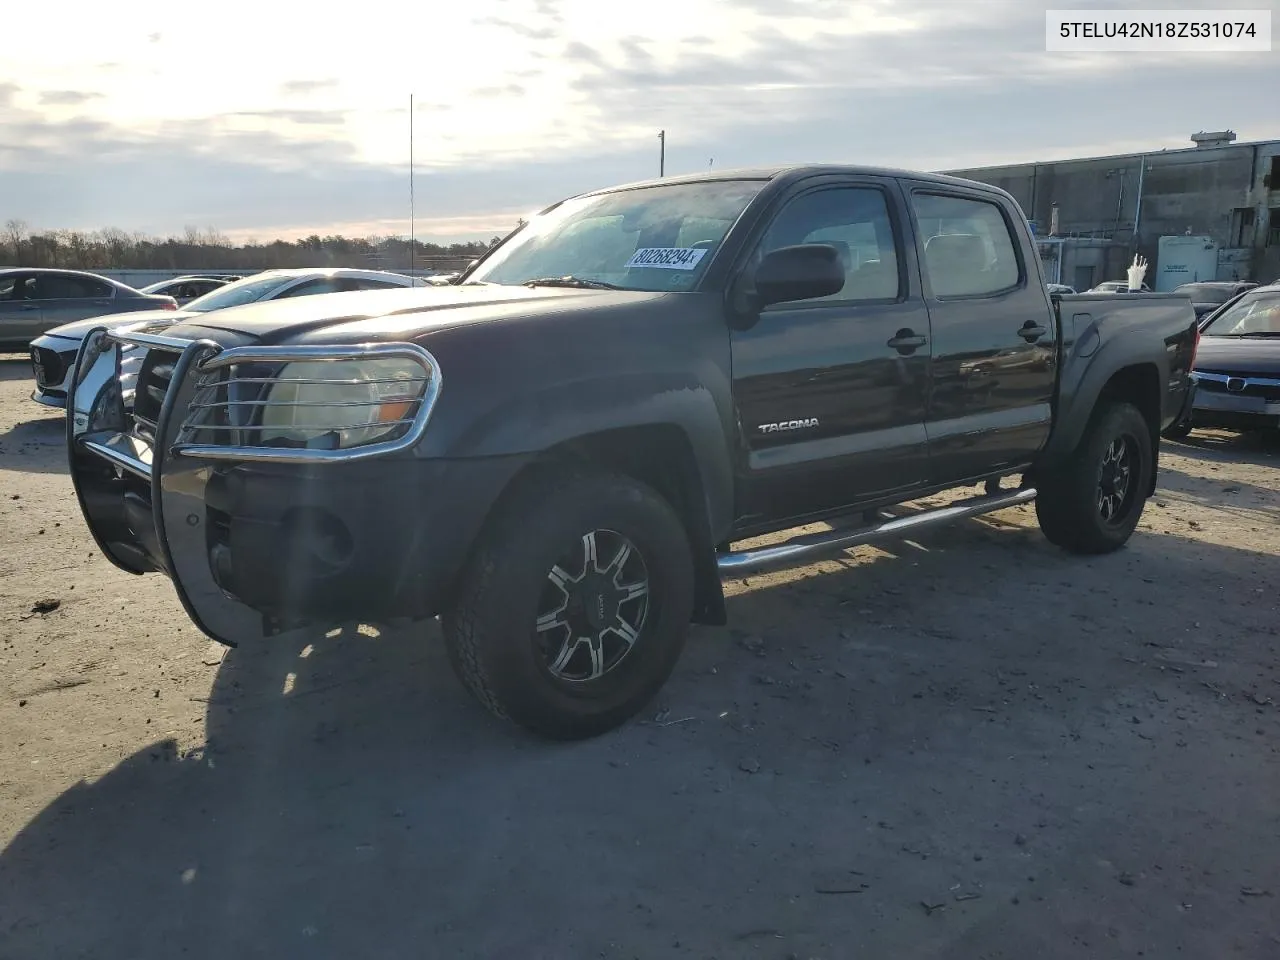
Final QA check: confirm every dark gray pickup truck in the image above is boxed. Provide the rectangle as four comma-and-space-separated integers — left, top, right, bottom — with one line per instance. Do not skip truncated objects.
66, 165, 1200, 739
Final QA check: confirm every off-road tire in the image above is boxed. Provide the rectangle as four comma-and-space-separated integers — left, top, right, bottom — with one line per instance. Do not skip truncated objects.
442, 464, 695, 740
1036, 401, 1153, 555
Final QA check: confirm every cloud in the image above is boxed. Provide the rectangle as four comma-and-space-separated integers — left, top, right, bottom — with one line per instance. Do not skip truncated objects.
476, 16, 558, 40
0, 0, 1273, 242
232, 109, 347, 126
38, 90, 103, 106
471, 84, 526, 98
279, 78, 339, 96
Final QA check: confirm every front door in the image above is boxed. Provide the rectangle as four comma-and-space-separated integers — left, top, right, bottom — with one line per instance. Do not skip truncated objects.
0, 273, 43, 344
730, 179, 931, 529
904, 185, 1058, 484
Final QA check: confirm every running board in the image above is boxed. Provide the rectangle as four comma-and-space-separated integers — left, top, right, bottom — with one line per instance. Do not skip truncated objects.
717, 487, 1037, 576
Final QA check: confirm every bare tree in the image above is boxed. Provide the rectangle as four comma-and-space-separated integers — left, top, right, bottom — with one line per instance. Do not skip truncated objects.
3, 219, 29, 263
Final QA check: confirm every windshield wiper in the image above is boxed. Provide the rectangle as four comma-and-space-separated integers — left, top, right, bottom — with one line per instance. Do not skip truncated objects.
1212, 332, 1280, 338
521, 276, 622, 290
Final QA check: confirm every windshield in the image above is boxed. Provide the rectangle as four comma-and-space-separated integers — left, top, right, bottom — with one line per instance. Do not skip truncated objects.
1201, 291, 1280, 336
183, 274, 289, 312
1176, 283, 1234, 304
466, 179, 766, 291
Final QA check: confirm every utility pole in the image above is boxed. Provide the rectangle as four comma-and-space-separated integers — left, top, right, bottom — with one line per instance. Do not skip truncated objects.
709, 158, 714, 170
658, 129, 665, 177
409, 93, 415, 276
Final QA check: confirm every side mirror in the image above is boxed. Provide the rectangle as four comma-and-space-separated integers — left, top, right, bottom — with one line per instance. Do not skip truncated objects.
755, 244, 844, 308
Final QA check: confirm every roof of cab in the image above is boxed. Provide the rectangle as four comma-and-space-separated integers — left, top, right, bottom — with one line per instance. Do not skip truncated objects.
579, 163, 1008, 197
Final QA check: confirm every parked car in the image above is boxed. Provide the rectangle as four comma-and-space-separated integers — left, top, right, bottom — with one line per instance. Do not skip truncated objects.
1045, 283, 1077, 295
138, 276, 232, 305
1, 268, 177, 352
1172, 280, 1258, 321
1088, 280, 1152, 293
1162, 283, 1280, 438
64, 164, 1198, 740
29, 268, 427, 407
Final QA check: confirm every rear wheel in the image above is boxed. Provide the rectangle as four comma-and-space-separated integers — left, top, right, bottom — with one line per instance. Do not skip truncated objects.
1036, 401, 1153, 555
443, 465, 695, 740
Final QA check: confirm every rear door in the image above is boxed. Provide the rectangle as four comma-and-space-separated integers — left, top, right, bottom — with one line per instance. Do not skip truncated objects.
730, 176, 932, 527
0, 272, 42, 344
33, 273, 116, 331
903, 183, 1057, 484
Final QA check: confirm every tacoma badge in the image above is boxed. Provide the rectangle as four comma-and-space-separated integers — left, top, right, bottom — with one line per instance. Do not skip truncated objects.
758, 418, 820, 434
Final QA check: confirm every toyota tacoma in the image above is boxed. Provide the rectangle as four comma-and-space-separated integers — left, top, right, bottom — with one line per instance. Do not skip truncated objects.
66, 165, 1200, 739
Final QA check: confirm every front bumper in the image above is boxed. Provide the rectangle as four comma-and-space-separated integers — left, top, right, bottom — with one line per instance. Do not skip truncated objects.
1189, 372, 1280, 430
67, 327, 525, 646
29, 341, 79, 408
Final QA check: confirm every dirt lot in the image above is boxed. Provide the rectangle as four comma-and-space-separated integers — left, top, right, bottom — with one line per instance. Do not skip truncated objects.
1, 352, 1278, 960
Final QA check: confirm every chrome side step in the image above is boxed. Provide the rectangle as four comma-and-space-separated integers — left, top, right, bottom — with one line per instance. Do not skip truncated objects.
717, 487, 1037, 576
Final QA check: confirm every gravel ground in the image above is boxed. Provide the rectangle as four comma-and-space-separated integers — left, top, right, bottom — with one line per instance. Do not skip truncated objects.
1, 352, 1278, 960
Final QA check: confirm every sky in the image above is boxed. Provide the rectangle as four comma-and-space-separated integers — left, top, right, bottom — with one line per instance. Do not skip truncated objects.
1, 0, 1275, 243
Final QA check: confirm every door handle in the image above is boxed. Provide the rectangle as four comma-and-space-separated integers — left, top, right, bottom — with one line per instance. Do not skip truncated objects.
19, 304, 40, 311
1019, 321, 1047, 342
887, 329, 927, 353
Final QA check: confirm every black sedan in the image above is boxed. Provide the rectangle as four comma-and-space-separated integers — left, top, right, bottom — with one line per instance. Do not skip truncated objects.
1165, 283, 1280, 437
1173, 281, 1258, 322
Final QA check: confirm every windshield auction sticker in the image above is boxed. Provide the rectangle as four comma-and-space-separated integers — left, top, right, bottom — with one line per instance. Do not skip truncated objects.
626, 247, 708, 270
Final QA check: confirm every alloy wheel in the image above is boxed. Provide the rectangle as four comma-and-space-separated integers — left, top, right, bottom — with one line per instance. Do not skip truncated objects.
1097, 435, 1135, 525
535, 529, 650, 682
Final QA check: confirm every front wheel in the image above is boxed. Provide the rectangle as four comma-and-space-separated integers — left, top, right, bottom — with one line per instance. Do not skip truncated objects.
1036, 401, 1153, 555
442, 465, 695, 740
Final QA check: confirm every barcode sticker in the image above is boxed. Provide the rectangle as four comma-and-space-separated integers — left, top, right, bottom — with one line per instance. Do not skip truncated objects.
626, 247, 708, 270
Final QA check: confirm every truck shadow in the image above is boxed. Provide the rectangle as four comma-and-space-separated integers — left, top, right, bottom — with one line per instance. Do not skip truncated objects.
3, 508, 1279, 959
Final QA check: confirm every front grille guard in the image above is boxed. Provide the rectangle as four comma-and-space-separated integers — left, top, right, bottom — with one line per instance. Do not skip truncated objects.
66, 327, 443, 646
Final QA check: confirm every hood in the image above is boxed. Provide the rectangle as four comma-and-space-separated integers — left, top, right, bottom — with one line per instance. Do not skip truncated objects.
160, 283, 666, 344
1195, 335, 1280, 376
39, 308, 196, 340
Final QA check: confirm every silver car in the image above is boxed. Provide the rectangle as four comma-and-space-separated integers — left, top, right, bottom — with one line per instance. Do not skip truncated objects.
1, 268, 177, 351
28, 268, 429, 407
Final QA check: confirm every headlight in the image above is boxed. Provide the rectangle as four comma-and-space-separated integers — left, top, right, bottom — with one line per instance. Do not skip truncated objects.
259, 357, 430, 450
174, 343, 442, 462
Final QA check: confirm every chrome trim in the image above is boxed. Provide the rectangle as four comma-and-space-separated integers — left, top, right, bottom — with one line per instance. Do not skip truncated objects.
187, 394, 429, 411
194, 341, 438, 372
172, 341, 443, 464
109, 330, 199, 351
717, 487, 1037, 575
79, 435, 153, 479
1194, 371, 1280, 389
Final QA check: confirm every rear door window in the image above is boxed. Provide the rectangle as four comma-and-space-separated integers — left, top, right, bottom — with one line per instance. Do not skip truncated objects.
34, 274, 114, 299
912, 193, 1021, 298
